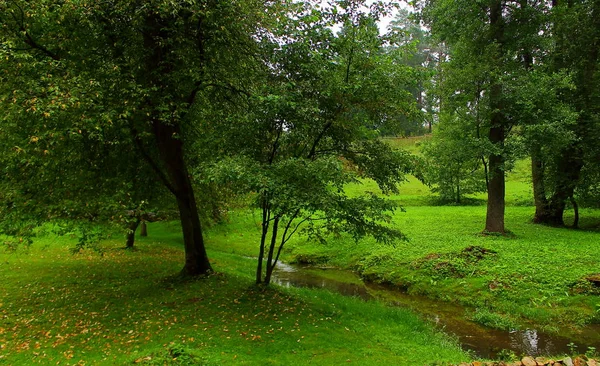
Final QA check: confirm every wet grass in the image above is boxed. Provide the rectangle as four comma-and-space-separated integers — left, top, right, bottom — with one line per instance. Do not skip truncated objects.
2, 136, 598, 364
287, 206, 600, 329
0, 227, 468, 365
285, 137, 600, 334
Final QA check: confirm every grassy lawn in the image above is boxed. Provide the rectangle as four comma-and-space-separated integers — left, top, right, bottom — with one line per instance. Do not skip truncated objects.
2, 136, 598, 364
284, 137, 600, 334
0, 226, 468, 365
286, 206, 600, 331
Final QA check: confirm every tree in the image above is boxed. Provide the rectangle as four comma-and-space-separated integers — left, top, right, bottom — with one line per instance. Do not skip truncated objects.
421, 114, 487, 204
205, 0, 416, 285
418, 0, 555, 233
388, 9, 444, 135
527, 0, 600, 226
0, 0, 273, 275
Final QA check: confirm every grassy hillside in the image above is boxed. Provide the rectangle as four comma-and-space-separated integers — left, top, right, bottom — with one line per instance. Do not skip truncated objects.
0, 226, 467, 365
286, 137, 600, 332
1, 136, 598, 365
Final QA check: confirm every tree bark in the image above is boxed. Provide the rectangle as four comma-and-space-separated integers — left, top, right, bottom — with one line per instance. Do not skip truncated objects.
264, 217, 280, 286
257, 202, 269, 284
140, 221, 148, 237
485, 130, 506, 233
484, 0, 506, 234
154, 120, 212, 276
570, 195, 579, 229
126, 218, 141, 248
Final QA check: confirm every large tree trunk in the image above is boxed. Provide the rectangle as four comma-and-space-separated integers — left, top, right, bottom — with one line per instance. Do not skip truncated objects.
154, 120, 212, 276
140, 13, 212, 276
484, 0, 506, 234
544, 147, 584, 226
485, 133, 505, 233
570, 195, 579, 229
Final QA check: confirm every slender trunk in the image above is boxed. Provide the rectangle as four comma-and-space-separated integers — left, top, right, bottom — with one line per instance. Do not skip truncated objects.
140, 221, 148, 237
126, 218, 141, 248
428, 120, 432, 134
269, 211, 301, 284
484, 0, 506, 234
264, 217, 280, 285
456, 173, 461, 204
257, 201, 270, 284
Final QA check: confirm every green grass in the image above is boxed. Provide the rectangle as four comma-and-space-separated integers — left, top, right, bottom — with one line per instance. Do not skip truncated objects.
287, 206, 600, 329
285, 136, 600, 333
2, 136, 598, 364
0, 225, 468, 365
383, 135, 431, 154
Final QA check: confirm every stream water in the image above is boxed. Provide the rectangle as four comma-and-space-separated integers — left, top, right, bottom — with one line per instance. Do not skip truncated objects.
272, 262, 600, 359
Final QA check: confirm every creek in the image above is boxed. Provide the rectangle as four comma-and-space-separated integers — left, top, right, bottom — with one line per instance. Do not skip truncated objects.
272, 262, 600, 359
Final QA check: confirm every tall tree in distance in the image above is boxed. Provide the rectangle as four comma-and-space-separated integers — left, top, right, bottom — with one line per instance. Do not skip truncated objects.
418, 0, 554, 234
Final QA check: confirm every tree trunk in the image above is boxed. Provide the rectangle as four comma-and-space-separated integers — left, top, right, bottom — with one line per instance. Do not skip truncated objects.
484, 0, 506, 234
154, 120, 212, 276
140, 221, 148, 237
126, 218, 141, 248
570, 195, 579, 229
263, 217, 280, 286
485, 85, 506, 233
256, 198, 271, 284
485, 141, 505, 233
456, 174, 461, 204
531, 147, 551, 223
140, 13, 212, 276
544, 147, 584, 226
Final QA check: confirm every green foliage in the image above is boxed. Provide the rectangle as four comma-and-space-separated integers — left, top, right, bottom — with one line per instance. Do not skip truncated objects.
199, 0, 419, 283
420, 114, 488, 203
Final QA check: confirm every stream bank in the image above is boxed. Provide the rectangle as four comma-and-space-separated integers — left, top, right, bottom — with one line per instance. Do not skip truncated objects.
272, 262, 600, 360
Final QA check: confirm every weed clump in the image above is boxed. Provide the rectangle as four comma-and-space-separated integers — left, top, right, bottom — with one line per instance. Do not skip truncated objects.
570, 275, 600, 295
412, 246, 497, 279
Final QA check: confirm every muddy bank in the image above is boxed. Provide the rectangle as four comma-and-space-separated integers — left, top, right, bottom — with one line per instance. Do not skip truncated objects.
272, 263, 600, 359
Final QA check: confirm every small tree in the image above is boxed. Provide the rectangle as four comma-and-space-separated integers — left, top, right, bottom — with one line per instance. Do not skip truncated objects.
421, 115, 487, 204
206, 0, 416, 285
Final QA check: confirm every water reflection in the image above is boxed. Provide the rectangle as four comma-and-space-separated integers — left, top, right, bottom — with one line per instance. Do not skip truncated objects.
272, 263, 600, 359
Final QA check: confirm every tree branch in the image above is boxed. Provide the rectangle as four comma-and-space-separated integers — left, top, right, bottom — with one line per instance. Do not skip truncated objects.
9, 2, 61, 61
130, 126, 178, 197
